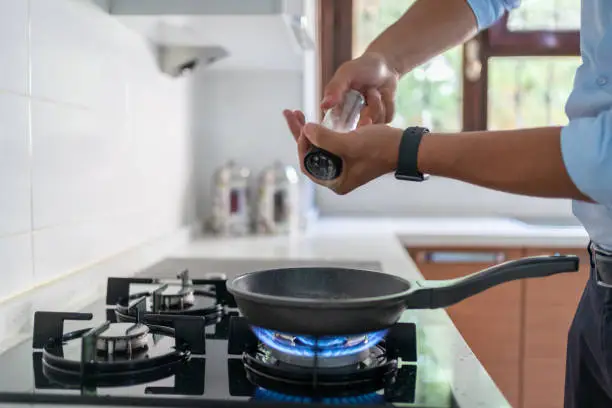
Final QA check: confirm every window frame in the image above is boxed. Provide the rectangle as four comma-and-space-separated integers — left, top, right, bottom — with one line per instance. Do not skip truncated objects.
320, 0, 581, 131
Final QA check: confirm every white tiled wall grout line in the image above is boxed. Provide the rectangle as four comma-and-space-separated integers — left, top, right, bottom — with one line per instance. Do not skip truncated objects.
0, 231, 31, 241
0, 88, 92, 110
27, 204, 172, 234
0, 89, 29, 98
26, 0, 35, 289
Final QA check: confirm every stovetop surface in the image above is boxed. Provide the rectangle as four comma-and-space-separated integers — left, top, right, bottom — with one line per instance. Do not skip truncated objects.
0, 258, 459, 408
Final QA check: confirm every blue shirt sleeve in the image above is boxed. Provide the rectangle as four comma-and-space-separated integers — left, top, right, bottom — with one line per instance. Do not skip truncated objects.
465, 0, 521, 30
561, 112, 612, 206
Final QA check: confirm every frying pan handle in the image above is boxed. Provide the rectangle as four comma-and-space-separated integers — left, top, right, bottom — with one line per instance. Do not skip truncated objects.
407, 254, 580, 309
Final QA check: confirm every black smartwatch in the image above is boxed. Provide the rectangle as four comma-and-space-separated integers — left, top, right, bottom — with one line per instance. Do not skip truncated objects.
394, 126, 429, 182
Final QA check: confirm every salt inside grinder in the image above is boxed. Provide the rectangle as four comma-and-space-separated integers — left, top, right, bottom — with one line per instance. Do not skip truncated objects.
304, 89, 365, 180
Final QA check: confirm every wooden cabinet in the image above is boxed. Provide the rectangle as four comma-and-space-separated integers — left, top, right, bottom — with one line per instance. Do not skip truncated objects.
408, 245, 590, 408
408, 247, 524, 408
521, 247, 589, 408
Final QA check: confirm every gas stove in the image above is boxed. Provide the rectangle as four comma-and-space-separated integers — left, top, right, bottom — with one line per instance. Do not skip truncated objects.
0, 260, 459, 407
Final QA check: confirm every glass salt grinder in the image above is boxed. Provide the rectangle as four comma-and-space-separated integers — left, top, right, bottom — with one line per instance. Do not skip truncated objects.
303, 89, 365, 181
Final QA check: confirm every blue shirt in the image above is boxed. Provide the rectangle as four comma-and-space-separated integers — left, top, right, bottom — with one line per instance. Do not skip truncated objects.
467, 0, 612, 248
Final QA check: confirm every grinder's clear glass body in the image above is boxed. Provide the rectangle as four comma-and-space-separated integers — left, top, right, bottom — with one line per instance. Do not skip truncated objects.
303, 90, 366, 181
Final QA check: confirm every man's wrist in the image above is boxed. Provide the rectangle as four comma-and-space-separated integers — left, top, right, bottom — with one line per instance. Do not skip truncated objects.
385, 127, 404, 173
362, 49, 403, 78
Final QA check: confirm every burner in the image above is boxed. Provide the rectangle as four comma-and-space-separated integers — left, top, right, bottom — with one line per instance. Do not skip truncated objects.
242, 343, 396, 397
155, 269, 195, 310
107, 270, 230, 326
155, 285, 196, 310
227, 322, 417, 404
223, 317, 398, 398
251, 326, 388, 368
257, 342, 387, 371
95, 323, 149, 355
32, 301, 207, 389
33, 352, 207, 396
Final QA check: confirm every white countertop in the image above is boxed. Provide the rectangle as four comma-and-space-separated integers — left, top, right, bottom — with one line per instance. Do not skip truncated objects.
311, 216, 590, 248
173, 217, 589, 266
173, 220, 421, 279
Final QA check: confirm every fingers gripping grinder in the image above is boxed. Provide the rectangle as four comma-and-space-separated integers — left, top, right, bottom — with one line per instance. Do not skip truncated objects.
303, 90, 365, 181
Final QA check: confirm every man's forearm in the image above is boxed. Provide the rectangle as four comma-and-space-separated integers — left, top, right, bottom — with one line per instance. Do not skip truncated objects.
416, 127, 593, 202
365, 0, 478, 76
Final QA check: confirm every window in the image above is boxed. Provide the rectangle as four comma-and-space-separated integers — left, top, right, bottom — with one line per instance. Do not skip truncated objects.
487, 56, 580, 129
353, 0, 462, 132
506, 0, 580, 31
320, 0, 581, 132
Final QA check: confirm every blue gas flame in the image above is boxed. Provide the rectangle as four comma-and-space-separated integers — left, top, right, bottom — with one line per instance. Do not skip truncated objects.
297, 336, 346, 348
250, 326, 388, 358
254, 387, 386, 404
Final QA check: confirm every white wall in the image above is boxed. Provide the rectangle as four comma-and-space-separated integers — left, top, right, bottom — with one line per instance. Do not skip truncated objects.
0, 0, 194, 302
190, 69, 309, 221
189, 0, 320, 225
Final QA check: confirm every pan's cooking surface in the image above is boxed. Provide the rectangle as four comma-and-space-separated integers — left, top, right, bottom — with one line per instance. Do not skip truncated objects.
231, 267, 412, 300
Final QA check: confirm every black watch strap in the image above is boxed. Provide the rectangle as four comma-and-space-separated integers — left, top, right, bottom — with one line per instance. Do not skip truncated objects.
394, 126, 429, 182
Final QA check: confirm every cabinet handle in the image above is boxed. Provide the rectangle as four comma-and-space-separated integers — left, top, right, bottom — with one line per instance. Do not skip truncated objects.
415, 250, 507, 264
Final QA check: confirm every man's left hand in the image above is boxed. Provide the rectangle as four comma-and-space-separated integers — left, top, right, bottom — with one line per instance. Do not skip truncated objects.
283, 110, 402, 195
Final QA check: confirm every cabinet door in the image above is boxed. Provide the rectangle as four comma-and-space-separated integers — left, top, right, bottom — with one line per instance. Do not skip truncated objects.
521, 247, 589, 408
408, 247, 523, 408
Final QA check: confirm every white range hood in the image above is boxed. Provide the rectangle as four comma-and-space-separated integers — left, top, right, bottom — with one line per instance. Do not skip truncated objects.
99, 0, 314, 71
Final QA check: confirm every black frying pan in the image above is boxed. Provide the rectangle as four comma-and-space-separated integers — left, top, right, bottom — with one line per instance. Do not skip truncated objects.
227, 254, 579, 336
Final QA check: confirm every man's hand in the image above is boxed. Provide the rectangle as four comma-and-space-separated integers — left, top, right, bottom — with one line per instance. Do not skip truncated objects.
322, 52, 399, 126
283, 109, 402, 195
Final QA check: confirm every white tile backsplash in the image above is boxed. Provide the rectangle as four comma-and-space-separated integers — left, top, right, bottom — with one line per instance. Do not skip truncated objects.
32, 210, 173, 284
0, 0, 192, 300
30, 0, 101, 106
0, 93, 30, 236
191, 69, 305, 220
0, 234, 33, 300
31, 101, 131, 229
0, 0, 29, 95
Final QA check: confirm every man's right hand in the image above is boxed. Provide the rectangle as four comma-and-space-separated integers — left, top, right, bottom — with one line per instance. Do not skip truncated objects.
322, 52, 400, 126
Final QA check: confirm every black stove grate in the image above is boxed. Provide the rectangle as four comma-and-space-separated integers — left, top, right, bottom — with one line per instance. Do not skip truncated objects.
106, 270, 235, 327
106, 270, 236, 309
32, 297, 208, 392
